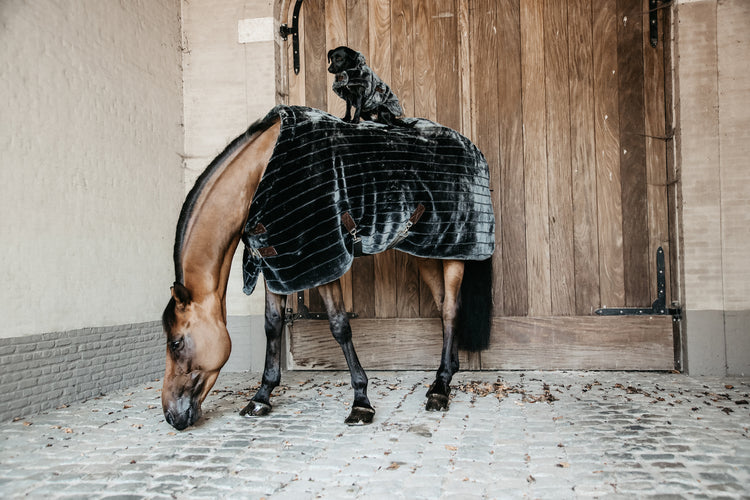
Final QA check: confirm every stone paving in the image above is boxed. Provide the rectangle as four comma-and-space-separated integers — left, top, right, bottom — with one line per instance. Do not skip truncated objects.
1, 370, 749, 499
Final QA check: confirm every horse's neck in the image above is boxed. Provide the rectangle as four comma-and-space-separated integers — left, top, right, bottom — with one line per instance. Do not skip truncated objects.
180, 122, 280, 305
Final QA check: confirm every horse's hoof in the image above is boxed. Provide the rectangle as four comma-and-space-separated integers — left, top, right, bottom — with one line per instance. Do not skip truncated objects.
425, 393, 449, 412
344, 406, 375, 425
239, 400, 271, 417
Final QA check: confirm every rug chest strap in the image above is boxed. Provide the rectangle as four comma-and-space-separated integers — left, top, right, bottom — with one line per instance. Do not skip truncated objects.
341, 212, 363, 256
387, 203, 426, 250
245, 223, 277, 259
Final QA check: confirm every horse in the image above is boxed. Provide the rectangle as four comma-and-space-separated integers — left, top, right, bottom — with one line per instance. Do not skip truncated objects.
161, 106, 494, 431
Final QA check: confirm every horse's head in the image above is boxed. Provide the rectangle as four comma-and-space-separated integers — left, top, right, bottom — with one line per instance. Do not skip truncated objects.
161, 282, 231, 430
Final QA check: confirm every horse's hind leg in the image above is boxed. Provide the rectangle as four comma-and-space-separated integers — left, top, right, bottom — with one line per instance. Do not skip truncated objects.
419, 259, 464, 411
240, 285, 286, 417
318, 280, 375, 425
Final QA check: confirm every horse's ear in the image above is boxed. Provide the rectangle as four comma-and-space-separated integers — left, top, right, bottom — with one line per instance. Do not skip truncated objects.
171, 282, 192, 308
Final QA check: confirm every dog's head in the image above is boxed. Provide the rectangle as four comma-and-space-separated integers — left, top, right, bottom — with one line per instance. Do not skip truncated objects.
327, 46, 365, 74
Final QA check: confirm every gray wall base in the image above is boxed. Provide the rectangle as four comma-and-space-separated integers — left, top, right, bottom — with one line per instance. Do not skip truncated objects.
684, 309, 750, 376
0, 322, 163, 422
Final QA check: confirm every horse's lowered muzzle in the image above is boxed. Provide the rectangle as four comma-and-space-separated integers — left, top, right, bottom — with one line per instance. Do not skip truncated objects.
164, 397, 202, 431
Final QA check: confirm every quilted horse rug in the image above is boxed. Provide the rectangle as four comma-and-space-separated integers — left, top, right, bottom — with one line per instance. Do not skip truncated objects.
241, 105, 495, 295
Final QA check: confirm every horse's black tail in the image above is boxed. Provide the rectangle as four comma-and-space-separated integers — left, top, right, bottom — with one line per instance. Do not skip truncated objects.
456, 258, 493, 352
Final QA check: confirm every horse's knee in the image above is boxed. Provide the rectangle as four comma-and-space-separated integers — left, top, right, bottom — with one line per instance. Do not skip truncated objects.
329, 313, 353, 345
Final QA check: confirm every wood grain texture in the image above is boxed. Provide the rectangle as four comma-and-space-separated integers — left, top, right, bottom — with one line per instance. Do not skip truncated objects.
568, 0, 600, 314
471, 0, 503, 315
496, 0, 528, 317
543, 0, 575, 315
641, 0, 670, 306
593, 0, 625, 307
281, 0, 675, 370
347, 0, 370, 56
520, 0, 551, 316
352, 255, 376, 318
288, 318, 469, 370
616, 0, 649, 307
432, 0, 461, 131
303, 0, 327, 110
457, 0, 472, 138
289, 316, 674, 370
390, 0, 414, 116
412, 0, 436, 120
481, 316, 674, 370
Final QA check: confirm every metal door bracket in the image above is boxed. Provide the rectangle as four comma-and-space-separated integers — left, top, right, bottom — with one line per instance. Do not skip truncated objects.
280, 0, 304, 74
285, 291, 359, 325
595, 247, 681, 321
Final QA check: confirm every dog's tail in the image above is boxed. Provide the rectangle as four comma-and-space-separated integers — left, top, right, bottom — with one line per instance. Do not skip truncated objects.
456, 258, 493, 351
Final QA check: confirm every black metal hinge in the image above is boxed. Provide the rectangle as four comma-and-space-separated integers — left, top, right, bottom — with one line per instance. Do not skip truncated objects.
280, 0, 304, 75
284, 291, 359, 325
595, 247, 681, 321
648, 0, 659, 48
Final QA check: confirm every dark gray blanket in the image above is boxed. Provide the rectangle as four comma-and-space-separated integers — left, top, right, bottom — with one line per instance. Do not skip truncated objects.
242, 105, 495, 295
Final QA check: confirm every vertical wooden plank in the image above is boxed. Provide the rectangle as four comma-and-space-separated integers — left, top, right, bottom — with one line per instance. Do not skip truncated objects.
391, 0, 421, 318
326, 0, 348, 119
391, 0, 414, 116
497, 0, 527, 317
661, 1, 678, 314
642, 0, 670, 305
347, 0, 370, 55
303, 0, 327, 110
412, 0, 436, 121
593, 0, 625, 307
568, 0, 600, 314
616, 0, 649, 307
543, 0, 575, 315
457, 0, 472, 138
432, 0, 461, 130
368, 0, 398, 319
471, 0, 503, 315
346, 0, 375, 318
520, 0, 551, 316
413, 0, 439, 317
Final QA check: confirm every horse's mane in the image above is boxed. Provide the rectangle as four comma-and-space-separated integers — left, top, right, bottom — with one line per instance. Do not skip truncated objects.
172, 108, 281, 284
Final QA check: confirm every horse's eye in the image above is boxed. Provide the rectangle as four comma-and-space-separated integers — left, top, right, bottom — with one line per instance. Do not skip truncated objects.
169, 338, 184, 353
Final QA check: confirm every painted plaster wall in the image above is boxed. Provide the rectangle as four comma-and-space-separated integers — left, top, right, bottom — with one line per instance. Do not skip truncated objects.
181, 0, 277, 371
0, 1, 184, 338
674, 0, 750, 375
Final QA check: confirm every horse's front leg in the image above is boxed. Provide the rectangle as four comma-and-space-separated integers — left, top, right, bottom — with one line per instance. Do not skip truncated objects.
240, 285, 286, 417
318, 281, 375, 425
423, 259, 464, 411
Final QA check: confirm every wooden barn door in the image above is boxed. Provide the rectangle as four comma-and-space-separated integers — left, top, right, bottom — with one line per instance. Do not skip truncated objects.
278, 0, 677, 371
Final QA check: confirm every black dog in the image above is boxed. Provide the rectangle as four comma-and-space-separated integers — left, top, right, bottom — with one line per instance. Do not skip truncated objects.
327, 46, 408, 126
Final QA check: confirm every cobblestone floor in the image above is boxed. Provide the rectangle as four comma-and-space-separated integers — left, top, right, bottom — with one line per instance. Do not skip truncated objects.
1, 370, 749, 499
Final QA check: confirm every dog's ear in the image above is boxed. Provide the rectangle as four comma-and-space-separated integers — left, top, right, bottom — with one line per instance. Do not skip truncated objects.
327, 48, 334, 63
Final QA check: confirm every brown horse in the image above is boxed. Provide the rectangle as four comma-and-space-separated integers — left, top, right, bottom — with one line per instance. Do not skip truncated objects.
161, 112, 492, 431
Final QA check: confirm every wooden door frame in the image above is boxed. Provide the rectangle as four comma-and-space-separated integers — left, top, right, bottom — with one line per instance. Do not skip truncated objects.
272, 0, 682, 372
